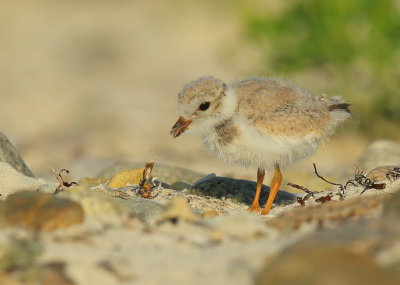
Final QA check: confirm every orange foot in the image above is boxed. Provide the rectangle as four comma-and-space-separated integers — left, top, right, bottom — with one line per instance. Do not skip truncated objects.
248, 203, 262, 212
261, 164, 283, 215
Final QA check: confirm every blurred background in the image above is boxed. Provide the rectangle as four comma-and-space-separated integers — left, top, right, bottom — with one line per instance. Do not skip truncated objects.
1, 0, 399, 189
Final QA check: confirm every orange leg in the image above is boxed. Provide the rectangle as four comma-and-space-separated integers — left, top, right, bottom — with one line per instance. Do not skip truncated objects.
248, 168, 265, 212
261, 164, 282, 215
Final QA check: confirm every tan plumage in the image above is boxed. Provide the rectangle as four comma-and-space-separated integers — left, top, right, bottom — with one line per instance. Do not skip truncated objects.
233, 77, 350, 138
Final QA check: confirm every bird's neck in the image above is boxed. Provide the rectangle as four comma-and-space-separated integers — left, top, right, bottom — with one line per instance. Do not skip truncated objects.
220, 86, 238, 118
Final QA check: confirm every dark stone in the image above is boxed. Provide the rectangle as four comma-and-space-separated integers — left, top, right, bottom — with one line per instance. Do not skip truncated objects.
0, 132, 34, 177
190, 176, 296, 206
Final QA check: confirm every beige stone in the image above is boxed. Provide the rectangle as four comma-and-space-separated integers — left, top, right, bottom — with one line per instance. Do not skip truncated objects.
0, 191, 84, 231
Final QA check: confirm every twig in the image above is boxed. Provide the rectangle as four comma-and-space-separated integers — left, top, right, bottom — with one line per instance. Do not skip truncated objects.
50, 168, 78, 194
287, 182, 318, 206
313, 163, 345, 194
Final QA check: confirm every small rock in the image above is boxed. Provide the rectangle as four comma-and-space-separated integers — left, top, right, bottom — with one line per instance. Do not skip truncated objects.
210, 213, 270, 241
36, 184, 57, 194
0, 162, 46, 197
367, 166, 396, 182
156, 197, 199, 224
256, 242, 400, 285
358, 140, 400, 172
190, 176, 296, 206
0, 191, 84, 231
97, 162, 205, 184
60, 185, 165, 221
267, 194, 389, 231
0, 132, 34, 177
107, 169, 144, 188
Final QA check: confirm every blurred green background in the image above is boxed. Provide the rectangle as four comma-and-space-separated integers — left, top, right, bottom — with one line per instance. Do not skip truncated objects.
0, 0, 398, 183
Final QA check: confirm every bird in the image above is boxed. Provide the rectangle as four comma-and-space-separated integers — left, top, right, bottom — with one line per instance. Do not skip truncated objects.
170, 76, 351, 214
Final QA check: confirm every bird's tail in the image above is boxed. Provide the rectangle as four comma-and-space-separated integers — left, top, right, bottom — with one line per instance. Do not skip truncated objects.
325, 96, 352, 135
328, 102, 351, 114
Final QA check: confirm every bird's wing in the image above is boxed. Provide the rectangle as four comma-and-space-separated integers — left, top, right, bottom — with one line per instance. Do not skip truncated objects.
233, 78, 331, 137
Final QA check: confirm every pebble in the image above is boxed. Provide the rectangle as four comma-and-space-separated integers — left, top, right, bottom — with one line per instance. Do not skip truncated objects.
106, 168, 144, 188
60, 184, 165, 221
0, 162, 46, 197
190, 176, 296, 206
366, 165, 400, 182
0, 191, 84, 231
37, 183, 57, 194
0, 132, 34, 177
358, 140, 400, 172
156, 197, 199, 224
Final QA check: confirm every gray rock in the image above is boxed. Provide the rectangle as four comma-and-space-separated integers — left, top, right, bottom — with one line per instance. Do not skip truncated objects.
127, 197, 166, 220
0, 162, 45, 197
60, 186, 166, 221
97, 161, 205, 184
36, 183, 57, 194
358, 140, 400, 172
190, 176, 296, 206
0, 132, 34, 177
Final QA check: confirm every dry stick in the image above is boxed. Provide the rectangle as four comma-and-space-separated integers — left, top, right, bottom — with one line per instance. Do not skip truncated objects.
386, 167, 400, 181
138, 161, 158, 199
313, 163, 345, 194
50, 168, 78, 194
287, 182, 313, 194
287, 182, 318, 206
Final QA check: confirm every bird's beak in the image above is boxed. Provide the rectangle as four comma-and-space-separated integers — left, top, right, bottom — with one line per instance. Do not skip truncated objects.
170, 116, 192, 138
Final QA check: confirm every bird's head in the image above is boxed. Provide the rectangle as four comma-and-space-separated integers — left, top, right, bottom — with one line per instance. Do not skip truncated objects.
170, 76, 228, 138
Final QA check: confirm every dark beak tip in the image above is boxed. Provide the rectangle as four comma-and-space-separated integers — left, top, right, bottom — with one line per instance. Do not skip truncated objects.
170, 116, 191, 138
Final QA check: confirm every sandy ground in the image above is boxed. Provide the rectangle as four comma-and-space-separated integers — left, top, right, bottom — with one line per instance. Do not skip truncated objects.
2, 160, 399, 285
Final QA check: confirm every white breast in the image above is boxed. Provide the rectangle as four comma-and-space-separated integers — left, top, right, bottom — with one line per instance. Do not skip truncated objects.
202, 116, 320, 171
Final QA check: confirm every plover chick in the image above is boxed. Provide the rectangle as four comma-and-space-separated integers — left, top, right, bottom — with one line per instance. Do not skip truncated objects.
170, 77, 351, 214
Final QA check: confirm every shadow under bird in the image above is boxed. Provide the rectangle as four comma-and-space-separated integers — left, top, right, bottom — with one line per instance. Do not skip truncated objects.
170, 76, 351, 214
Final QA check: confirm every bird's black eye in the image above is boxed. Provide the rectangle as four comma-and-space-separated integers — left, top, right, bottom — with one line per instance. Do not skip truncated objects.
199, 102, 210, 111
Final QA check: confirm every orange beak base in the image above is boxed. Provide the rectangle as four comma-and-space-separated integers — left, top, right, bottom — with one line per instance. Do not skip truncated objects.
170, 116, 192, 138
